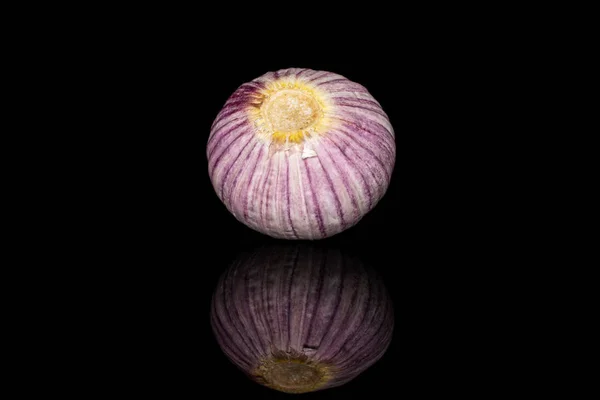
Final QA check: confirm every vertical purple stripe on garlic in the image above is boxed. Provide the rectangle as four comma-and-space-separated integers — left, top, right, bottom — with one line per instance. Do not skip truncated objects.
207, 68, 395, 239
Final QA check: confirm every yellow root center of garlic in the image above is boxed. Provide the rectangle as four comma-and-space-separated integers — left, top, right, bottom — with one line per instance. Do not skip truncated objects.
263, 90, 320, 133
248, 79, 331, 145
252, 355, 332, 394
269, 361, 321, 389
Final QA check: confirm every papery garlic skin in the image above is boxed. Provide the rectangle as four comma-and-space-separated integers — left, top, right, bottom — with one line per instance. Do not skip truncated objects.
207, 68, 395, 239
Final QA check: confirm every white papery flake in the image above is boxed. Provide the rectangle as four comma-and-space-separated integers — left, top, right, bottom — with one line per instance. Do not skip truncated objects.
301, 146, 317, 159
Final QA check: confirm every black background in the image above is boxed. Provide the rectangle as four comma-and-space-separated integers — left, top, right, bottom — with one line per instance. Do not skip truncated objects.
20, 3, 550, 395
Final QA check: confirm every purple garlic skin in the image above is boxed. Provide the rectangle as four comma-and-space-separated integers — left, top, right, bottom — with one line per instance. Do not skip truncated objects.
207, 68, 396, 239
210, 244, 394, 394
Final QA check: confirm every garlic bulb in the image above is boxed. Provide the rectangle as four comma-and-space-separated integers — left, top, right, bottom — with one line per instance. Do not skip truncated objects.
207, 68, 395, 239
210, 244, 394, 394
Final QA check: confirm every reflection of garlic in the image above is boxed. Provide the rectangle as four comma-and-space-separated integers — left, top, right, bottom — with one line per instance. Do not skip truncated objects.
207, 68, 396, 239
210, 245, 394, 394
